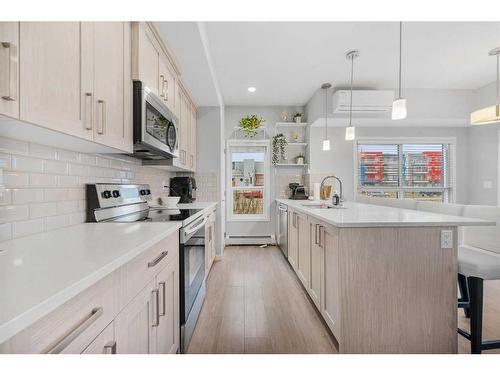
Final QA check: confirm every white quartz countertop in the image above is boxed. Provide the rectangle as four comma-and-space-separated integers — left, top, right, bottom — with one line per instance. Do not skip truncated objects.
277, 199, 495, 228
0, 221, 181, 343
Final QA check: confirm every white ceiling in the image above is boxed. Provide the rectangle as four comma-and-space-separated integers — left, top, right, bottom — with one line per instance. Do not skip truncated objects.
158, 22, 500, 107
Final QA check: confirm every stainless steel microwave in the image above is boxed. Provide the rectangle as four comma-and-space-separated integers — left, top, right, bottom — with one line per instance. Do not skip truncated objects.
132, 80, 179, 160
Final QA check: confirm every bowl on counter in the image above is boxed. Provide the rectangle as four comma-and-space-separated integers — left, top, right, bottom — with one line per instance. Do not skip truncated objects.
158, 196, 180, 208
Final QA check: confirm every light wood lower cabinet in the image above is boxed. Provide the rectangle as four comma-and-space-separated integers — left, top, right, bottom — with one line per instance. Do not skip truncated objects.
287, 210, 298, 270
296, 212, 310, 288
0, 231, 180, 354
309, 219, 323, 310
205, 210, 217, 276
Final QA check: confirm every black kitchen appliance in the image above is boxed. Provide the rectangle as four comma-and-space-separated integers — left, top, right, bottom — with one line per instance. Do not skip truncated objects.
288, 183, 308, 200
170, 177, 197, 203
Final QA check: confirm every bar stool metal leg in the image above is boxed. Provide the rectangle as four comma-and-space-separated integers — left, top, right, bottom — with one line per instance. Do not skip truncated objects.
467, 276, 483, 354
458, 274, 470, 318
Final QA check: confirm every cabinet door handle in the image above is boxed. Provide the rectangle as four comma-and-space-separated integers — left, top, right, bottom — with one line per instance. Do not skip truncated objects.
159, 281, 166, 317
319, 226, 325, 248
1, 41, 17, 101
103, 341, 116, 354
148, 250, 168, 268
97, 99, 106, 134
190, 154, 193, 168
315, 224, 320, 245
152, 289, 160, 327
159, 75, 165, 97
84, 93, 93, 130
164, 79, 168, 101
45, 307, 103, 354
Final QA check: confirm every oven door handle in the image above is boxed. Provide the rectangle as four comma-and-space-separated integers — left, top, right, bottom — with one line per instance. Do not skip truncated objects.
184, 216, 208, 236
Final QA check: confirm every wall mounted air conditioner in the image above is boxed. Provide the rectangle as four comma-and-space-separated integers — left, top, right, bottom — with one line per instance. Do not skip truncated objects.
332, 90, 395, 113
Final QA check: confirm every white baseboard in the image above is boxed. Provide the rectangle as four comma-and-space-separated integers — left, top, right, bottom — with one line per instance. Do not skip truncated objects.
225, 234, 276, 245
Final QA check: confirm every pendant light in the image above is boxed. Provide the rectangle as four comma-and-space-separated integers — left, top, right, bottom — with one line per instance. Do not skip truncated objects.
321, 83, 332, 150
345, 50, 358, 141
470, 47, 500, 125
392, 22, 407, 120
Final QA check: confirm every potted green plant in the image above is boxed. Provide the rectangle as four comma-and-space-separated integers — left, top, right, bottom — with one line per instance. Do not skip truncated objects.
239, 115, 265, 138
295, 154, 305, 165
272, 133, 287, 165
293, 113, 303, 123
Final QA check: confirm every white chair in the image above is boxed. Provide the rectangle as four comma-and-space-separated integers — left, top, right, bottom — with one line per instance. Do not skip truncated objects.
457, 205, 500, 353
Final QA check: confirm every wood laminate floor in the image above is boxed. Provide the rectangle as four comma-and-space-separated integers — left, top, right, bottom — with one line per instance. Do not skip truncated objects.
187, 245, 500, 354
187, 245, 337, 354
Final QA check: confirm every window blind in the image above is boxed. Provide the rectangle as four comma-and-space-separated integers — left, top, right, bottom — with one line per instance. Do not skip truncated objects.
358, 144, 399, 187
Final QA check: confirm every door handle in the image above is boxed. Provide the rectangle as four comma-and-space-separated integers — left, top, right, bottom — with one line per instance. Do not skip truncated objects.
103, 341, 116, 354
159, 282, 166, 317
84, 93, 93, 130
1, 41, 17, 101
159, 75, 165, 97
97, 100, 106, 134
164, 79, 169, 101
319, 226, 325, 248
152, 289, 160, 327
315, 224, 320, 245
148, 250, 169, 268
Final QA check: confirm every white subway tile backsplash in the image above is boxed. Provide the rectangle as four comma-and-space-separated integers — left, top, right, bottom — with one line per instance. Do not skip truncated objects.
44, 214, 70, 231
30, 173, 58, 187
57, 149, 80, 162
3, 172, 30, 188
56, 200, 79, 214
12, 188, 45, 204
1, 136, 175, 242
43, 159, 68, 175
44, 188, 69, 202
30, 143, 57, 159
13, 218, 44, 237
12, 155, 44, 173
0, 138, 29, 154
30, 202, 57, 218
57, 175, 79, 187
0, 223, 12, 242
0, 205, 29, 223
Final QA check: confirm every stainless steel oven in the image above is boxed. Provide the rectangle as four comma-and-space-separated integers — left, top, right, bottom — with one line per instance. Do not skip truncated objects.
179, 214, 208, 353
132, 80, 179, 160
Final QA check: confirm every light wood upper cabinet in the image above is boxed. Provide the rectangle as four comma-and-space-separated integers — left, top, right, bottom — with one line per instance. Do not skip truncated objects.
93, 22, 132, 152
19, 22, 93, 140
155, 258, 179, 354
189, 102, 197, 172
159, 55, 177, 113
0, 22, 19, 118
115, 279, 157, 354
132, 22, 159, 95
321, 224, 341, 341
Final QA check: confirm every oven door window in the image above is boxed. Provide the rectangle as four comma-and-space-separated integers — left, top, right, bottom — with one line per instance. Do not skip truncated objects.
183, 226, 205, 322
145, 101, 172, 146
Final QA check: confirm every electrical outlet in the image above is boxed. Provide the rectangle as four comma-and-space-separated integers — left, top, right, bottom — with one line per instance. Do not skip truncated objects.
441, 230, 453, 249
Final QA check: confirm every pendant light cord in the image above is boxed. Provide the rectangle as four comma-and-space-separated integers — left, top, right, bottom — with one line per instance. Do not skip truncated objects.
398, 21, 402, 99
349, 54, 354, 127
325, 87, 328, 139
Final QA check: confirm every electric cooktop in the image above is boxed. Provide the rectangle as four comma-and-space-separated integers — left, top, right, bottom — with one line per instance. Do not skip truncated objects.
109, 208, 203, 223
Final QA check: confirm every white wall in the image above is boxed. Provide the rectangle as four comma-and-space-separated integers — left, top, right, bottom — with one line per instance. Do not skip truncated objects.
308, 126, 470, 203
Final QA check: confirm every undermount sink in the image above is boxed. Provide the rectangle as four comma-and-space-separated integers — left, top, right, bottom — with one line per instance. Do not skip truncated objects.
301, 203, 346, 209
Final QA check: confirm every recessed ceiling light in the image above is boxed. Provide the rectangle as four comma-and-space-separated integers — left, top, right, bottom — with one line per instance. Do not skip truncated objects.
247, 87, 257, 93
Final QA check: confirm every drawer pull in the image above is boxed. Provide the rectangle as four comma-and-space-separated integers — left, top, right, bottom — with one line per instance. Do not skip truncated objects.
159, 282, 166, 316
84, 92, 93, 130
148, 250, 169, 268
103, 340, 116, 354
45, 307, 103, 354
152, 289, 160, 327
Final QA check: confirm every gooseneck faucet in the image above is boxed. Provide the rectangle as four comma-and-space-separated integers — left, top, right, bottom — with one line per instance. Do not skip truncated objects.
320, 175, 343, 206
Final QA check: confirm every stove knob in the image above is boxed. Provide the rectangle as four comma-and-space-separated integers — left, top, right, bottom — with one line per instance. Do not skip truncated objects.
102, 190, 112, 199
140, 189, 146, 196
112, 190, 120, 198
146, 189, 151, 195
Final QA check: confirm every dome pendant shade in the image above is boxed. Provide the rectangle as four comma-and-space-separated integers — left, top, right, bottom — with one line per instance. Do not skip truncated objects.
322, 139, 331, 151
345, 126, 355, 141
392, 98, 407, 120
470, 105, 500, 125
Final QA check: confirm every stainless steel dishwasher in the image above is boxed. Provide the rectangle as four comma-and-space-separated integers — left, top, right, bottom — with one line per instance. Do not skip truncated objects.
276, 203, 288, 258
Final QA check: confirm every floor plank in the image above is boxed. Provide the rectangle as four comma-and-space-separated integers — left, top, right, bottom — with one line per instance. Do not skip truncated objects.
187, 245, 338, 354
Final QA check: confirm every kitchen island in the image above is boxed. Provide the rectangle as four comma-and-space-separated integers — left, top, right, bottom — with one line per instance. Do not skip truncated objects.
276, 199, 494, 354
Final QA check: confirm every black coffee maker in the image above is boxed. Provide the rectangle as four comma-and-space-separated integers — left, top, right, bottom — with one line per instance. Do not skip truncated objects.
289, 183, 308, 200
169, 177, 197, 203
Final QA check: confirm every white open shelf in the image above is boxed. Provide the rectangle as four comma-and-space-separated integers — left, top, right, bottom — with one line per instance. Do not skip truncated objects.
275, 122, 308, 127
275, 163, 308, 167
286, 143, 307, 146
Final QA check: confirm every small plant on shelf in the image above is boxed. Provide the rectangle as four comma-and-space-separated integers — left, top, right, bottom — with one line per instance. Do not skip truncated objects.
239, 114, 265, 138
272, 133, 287, 165
295, 154, 306, 165
293, 113, 303, 123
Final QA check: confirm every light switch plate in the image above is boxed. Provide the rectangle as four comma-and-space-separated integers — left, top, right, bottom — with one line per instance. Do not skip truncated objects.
441, 230, 453, 249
